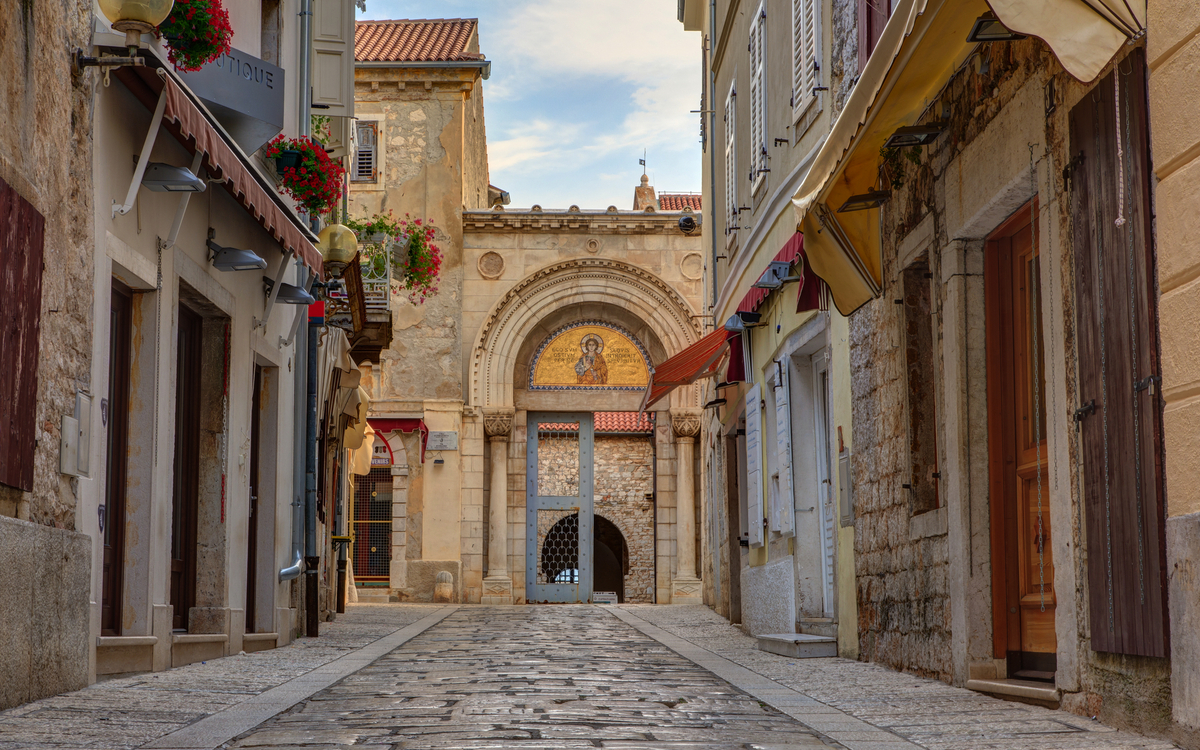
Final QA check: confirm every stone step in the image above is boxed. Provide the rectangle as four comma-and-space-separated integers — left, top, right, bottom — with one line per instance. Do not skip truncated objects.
354, 589, 392, 604
756, 633, 837, 659
797, 617, 837, 638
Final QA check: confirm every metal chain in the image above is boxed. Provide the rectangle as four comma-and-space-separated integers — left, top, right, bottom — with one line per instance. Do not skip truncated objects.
1119, 67, 1147, 604
220, 322, 230, 524
1030, 144, 1046, 611
1092, 90, 1116, 634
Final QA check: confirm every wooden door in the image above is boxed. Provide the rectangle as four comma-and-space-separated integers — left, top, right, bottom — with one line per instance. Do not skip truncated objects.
986, 203, 1056, 679
171, 305, 202, 632
245, 365, 262, 633
101, 282, 133, 636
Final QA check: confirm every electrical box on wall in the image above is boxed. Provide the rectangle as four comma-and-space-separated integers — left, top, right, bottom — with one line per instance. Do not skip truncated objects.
60, 391, 93, 477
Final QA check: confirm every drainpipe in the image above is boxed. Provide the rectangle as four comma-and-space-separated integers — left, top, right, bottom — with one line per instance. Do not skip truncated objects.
335, 447, 347, 614
305, 312, 319, 636
298, 0, 312, 138
280, 285, 307, 585
709, 0, 719, 327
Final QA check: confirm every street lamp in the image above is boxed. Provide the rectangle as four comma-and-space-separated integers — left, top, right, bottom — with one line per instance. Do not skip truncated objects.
317, 224, 359, 278
98, 0, 176, 48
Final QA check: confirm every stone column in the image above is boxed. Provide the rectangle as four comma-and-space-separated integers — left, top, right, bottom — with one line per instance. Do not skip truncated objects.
671, 410, 703, 604
482, 409, 514, 604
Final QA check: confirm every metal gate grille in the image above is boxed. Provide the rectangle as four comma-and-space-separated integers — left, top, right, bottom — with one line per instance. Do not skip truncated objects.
536, 510, 580, 584
353, 468, 392, 580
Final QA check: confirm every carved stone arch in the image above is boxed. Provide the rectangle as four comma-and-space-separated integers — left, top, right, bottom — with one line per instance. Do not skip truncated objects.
470, 258, 704, 408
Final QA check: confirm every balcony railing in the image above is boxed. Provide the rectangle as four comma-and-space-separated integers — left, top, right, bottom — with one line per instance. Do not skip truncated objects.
327, 241, 392, 319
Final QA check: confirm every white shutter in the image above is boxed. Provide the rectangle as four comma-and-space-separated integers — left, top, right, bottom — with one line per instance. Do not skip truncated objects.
749, 5, 765, 179
774, 363, 795, 536
793, 0, 818, 117
745, 383, 764, 547
352, 121, 377, 182
312, 0, 355, 118
724, 84, 737, 233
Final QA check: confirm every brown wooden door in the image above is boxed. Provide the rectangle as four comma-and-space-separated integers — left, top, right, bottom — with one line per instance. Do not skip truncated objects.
246, 365, 262, 633
101, 282, 133, 636
171, 305, 202, 632
986, 203, 1056, 679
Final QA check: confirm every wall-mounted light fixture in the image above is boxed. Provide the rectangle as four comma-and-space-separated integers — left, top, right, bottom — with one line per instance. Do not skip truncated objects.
263, 277, 316, 305
883, 123, 946, 149
76, 0, 175, 78
316, 223, 359, 278
838, 190, 891, 213
966, 12, 1026, 43
142, 163, 206, 193
208, 239, 267, 272
753, 260, 801, 290
724, 311, 763, 333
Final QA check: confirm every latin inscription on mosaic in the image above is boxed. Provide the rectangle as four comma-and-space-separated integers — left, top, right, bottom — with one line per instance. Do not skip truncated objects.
529, 321, 650, 390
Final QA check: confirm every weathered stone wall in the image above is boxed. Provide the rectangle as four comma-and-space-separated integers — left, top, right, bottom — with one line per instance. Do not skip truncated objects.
0, 0, 94, 527
829, 0, 860, 119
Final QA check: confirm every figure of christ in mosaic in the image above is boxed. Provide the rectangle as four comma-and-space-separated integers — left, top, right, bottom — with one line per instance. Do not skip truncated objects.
574, 334, 608, 385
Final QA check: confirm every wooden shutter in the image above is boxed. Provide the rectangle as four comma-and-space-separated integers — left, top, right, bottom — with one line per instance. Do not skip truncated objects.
749, 5, 765, 180
1069, 48, 1166, 658
745, 383, 765, 547
0, 176, 45, 492
773, 362, 795, 535
353, 121, 378, 182
793, 0, 817, 116
724, 85, 737, 233
312, 0, 355, 117
858, 0, 891, 71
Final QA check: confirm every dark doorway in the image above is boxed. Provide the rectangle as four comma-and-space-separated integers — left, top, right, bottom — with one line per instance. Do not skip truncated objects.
593, 515, 628, 602
101, 281, 133, 636
986, 202, 1057, 680
353, 468, 393, 581
171, 304, 203, 632
246, 365, 262, 632
726, 433, 743, 625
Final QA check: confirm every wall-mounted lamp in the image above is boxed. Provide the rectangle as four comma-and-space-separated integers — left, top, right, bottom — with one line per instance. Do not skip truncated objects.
317, 224, 359, 278
263, 277, 316, 305
703, 398, 727, 409
724, 311, 763, 333
966, 12, 1026, 43
208, 239, 267, 272
838, 190, 891, 213
753, 260, 801, 290
143, 163, 206, 193
76, 0, 175, 77
883, 123, 946, 149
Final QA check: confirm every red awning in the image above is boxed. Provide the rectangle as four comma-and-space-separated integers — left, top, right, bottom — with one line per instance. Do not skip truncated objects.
368, 418, 428, 463
735, 233, 828, 316
116, 66, 323, 277
641, 328, 732, 410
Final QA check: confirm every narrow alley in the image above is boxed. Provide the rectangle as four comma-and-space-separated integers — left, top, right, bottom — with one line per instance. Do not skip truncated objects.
0, 605, 1177, 750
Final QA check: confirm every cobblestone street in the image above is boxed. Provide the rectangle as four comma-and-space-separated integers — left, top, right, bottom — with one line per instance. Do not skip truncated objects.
0, 604, 1181, 750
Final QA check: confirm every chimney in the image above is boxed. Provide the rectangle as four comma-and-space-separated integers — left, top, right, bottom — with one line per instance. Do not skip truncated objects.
633, 174, 657, 211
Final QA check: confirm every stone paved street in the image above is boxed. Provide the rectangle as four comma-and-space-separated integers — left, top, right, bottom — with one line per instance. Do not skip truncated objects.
0, 604, 1183, 750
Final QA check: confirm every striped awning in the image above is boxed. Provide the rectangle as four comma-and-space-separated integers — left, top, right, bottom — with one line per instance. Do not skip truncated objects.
641, 328, 733, 410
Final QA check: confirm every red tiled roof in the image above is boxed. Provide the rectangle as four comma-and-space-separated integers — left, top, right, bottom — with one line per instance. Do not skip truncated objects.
537, 413, 655, 434
659, 193, 702, 211
355, 20, 481, 63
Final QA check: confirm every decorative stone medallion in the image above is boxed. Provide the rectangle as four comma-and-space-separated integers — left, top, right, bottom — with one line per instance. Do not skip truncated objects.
680, 252, 703, 280
478, 251, 505, 279
586, 238, 600, 253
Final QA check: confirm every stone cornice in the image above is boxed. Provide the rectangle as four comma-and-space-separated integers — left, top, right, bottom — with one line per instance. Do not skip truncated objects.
463, 208, 694, 236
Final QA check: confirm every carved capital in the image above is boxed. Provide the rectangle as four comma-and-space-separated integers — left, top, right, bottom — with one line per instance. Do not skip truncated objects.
483, 409, 515, 438
671, 410, 702, 439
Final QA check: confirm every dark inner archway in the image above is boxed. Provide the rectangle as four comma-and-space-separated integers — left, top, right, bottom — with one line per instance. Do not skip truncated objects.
593, 515, 628, 602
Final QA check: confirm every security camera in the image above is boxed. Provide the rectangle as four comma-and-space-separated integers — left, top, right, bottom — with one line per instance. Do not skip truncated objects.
678, 214, 702, 234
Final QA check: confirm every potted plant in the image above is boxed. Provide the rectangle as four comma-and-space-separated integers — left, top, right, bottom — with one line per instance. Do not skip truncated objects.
341, 211, 443, 304
263, 136, 345, 215
157, 0, 234, 72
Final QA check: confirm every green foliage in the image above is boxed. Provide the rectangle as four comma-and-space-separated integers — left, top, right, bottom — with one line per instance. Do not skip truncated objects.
880, 145, 922, 191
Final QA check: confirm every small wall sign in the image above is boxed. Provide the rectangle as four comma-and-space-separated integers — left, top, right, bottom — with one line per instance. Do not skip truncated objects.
427, 431, 459, 451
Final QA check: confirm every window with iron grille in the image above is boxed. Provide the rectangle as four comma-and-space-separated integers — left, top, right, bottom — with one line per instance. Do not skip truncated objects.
792, 0, 819, 119
749, 3, 767, 185
352, 120, 378, 183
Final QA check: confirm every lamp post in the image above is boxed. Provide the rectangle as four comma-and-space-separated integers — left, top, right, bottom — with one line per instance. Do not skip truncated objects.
98, 0, 175, 50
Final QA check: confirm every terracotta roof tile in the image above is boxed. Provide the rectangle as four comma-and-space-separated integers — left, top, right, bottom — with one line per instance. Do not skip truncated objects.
356, 19, 481, 63
659, 193, 702, 211
537, 412, 655, 434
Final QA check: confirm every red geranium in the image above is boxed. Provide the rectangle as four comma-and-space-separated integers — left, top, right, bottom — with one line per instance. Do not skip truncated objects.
263, 136, 345, 215
394, 216, 443, 304
158, 0, 233, 72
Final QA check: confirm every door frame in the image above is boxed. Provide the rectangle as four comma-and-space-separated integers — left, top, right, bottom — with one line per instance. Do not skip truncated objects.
171, 304, 202, 632
525, 412, 594, 603
101, 280, 133, 636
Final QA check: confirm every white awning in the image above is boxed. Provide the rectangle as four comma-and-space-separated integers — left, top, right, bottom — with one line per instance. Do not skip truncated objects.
988, 0, 1144, 83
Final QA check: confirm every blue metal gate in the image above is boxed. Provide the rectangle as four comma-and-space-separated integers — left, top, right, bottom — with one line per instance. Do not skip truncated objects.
526, 413, 594, 603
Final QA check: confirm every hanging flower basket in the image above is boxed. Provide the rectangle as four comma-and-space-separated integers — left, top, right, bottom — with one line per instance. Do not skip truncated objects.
340, 212, 443, 304
157, 0, 234, 72
263, 136, 345, 215
274, 149, 303, 170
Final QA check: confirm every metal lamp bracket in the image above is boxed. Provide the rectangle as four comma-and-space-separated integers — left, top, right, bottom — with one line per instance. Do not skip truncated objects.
255, 248, 295, 331
113, 69, 169, 218
280, 268, 316, 348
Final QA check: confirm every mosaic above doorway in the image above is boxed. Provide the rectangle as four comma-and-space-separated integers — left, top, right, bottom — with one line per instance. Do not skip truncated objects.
529, 321, 650, 391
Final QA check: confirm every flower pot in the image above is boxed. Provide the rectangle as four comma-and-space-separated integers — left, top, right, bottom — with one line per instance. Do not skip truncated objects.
275, 150, 303, 170
370, 233, 388, 244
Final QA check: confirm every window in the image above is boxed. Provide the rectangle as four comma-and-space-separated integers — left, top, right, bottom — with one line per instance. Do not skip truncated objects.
858, 0, 891, 71
748, 4, 767, 185
352, 121, 378, 183
792, 0, 819, 118
901, 262, 939, 514
723, 82, 738, 240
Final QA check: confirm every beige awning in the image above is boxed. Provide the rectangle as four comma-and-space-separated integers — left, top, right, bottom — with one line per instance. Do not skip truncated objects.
350, 423, 375, 476
318, 327, 362, 420
791, 0, 986, 315
988, 0, 1144, 83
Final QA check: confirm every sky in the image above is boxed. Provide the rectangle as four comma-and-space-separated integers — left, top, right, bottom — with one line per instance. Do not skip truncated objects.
359, 1, 704, 210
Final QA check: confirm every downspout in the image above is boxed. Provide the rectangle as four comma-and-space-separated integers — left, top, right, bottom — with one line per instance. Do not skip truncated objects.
709, 0, 719, 327
304, 310, 320, 636
298, 0, 312, 138
280, 319, 305, 583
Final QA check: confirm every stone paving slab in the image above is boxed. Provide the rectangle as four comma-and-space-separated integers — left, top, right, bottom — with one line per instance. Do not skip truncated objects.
617, 605, 1180, 750
0, 604, 444, 750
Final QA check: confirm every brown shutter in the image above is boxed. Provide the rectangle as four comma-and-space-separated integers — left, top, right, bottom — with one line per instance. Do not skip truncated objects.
1069, 48, 1167, 658
857, 0, 891, 71
0, 175, 45, 492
